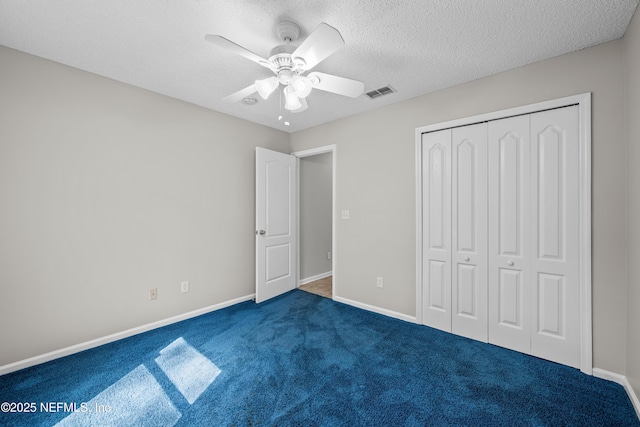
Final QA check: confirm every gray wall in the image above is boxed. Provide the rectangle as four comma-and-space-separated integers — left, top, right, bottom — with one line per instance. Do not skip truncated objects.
0, 46, 290, 366
291, 40, 628, 374
299, 153, 332, 281
625, 7, 640, 400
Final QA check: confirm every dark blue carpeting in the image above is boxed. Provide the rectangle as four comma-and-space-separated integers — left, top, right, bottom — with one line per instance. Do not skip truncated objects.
0, 290, 638, 426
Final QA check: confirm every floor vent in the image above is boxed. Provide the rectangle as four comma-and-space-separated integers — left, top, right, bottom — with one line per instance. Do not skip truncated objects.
365, 85, 396, 99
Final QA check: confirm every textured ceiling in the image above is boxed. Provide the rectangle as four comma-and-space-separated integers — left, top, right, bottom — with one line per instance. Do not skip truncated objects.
0, 1, 637, 132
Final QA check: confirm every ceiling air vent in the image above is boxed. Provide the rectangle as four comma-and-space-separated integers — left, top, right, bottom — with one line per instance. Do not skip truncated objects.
365, 85, 396, 99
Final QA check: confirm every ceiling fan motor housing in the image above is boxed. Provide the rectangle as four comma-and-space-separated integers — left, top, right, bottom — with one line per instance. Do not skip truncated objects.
268, 21, 307, 80
269, 50, 306, 84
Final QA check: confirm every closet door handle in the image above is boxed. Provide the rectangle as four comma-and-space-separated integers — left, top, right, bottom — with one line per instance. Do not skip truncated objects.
464, 256, 470, 262
507, 260, 514, 266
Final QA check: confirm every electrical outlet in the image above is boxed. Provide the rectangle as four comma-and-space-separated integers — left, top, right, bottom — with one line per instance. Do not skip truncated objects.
181, 281, 189, 293
341, 210, 350, 220
327, 252, 332, 260
376, 277, 383, 288
149, 288, 157, 300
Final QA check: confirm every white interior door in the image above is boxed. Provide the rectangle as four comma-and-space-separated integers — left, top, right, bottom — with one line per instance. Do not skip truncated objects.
488, 115, 532, 354
451, 124, 488, 342
421, 129, 452, 332
255, 147, 297, 303
529, 106, 580, 368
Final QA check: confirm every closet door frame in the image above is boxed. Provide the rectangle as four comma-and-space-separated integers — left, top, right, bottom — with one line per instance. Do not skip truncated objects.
415, 93, 592, 374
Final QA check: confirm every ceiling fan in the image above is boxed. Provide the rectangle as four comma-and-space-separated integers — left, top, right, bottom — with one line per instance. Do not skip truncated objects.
205, 21, 365, 113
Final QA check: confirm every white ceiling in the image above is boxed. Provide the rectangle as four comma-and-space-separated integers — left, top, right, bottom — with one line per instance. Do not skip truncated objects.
0, 1, 637, 133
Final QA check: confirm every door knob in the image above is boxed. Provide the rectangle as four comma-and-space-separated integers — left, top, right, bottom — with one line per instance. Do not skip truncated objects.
507, 260, 514, 266
256, 230, 266, 235
464, 256, 470, 262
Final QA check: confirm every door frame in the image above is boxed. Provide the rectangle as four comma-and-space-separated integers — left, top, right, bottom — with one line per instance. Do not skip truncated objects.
292, 145, 337, 299
415, 93, 592, 374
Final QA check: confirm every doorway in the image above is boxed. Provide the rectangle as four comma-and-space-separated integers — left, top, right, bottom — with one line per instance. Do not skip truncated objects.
293, 145, 336, 299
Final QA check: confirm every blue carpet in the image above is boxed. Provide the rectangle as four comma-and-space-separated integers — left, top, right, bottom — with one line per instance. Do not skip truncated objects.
0, 290, 638, 426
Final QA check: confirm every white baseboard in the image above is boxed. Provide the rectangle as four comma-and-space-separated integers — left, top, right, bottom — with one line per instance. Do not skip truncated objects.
298, 271, 332, 286
333, 296, 417, 324
0, 294, 255, 376
593, 368, 640, 420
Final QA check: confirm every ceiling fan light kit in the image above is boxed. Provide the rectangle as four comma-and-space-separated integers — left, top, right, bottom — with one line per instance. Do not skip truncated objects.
205, 20, 365, 116
290, 75, 313, 98
255, 76, 279, 100
284, 85, 302, 110
295, 98, 308, 113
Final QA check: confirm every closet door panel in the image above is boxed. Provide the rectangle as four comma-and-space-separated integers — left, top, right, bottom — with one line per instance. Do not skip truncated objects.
488, 115, 531, 354
422, 129, 452, 332
530, 106, 580, 368
498, 269, 523, 326
451, 124, 488, 342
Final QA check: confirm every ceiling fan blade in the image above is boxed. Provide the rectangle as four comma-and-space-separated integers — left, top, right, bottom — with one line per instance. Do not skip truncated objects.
292, 23, 344, 70
308, 72, 364, 98
205, 35, 272, 70
222, 84, 258, 103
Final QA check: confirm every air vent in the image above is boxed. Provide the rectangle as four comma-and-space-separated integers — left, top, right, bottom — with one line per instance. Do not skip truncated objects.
242, 96, 258, 105
366, 85, 396, 99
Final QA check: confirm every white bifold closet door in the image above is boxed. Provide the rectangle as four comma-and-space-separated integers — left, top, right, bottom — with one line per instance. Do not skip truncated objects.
529, 107, 580, 367
487, 114, 532, 354
452, 124, 488, 342
422, 105, 581, 368
422, 128, 452, 333
422, 123, 488, 342
488, 107, 580, 367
